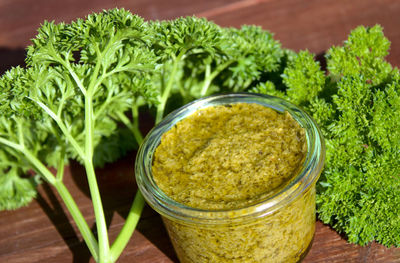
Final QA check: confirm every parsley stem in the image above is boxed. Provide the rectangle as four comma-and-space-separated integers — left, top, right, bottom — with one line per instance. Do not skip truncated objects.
64, 61, 87, 96
200, 60, 233, 97
200, 64, 211, 97
156, 50, 186, 123
84, 94, 110, 262
110, 103, 159, 261
0, 137, 55, 184
116, 110, 143, 145
30, 98, 86, 160
56, 154, 65, 181
110, 190, 145, 262
22, 149, 57, 185
0, 137, 23, 152
84, 160, 110, 262
16, 119, 25, 148
54, 181, 99, 262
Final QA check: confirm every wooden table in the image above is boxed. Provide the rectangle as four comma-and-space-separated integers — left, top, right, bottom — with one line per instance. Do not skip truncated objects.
1, 0, 400, 262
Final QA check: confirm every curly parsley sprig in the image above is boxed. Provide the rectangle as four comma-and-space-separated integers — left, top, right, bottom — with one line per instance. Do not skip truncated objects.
0, 9, 284, 262
253, 25, 400, 247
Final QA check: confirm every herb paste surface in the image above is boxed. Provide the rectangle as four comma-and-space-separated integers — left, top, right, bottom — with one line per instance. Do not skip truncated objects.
152, 103, 307, 210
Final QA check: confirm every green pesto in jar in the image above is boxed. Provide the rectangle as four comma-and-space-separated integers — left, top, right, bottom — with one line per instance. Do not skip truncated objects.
153, 103, 307, 210
152, 102, 313, 263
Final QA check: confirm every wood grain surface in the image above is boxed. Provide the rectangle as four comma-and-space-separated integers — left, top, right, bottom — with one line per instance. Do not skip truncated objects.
1, 0, 400, 262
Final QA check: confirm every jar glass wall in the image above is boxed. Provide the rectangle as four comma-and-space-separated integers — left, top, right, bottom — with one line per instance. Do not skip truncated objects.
136, 93, 325, 263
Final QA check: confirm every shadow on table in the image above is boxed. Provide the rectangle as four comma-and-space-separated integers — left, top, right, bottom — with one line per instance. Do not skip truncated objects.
0, 47, 26, 74
36, 183, 93, 263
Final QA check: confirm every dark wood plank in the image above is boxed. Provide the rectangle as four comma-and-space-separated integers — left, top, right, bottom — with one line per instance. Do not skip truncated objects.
0, 0, 241, 48
305, 222, 400, 263
203, 0, 400, 65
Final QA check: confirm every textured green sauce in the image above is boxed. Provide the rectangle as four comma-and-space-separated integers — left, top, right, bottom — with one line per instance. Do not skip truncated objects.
152, 103, 315, 262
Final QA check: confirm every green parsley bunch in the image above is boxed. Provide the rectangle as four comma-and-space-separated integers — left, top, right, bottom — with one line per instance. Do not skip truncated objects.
254, 25, 400, 247
0, 9, 283, 262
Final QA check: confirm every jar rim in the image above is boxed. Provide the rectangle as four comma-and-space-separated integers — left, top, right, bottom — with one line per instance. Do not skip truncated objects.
135, 93, 325, 225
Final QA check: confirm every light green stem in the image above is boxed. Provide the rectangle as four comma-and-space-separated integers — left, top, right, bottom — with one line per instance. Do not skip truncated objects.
110, 102, 163, 261
23, 149, 57, 185
200, 64, 212, 97
84, 94, 110, 263
56, 151, 65, 181
75, 41, 113, 262
110, 191, 145, 262
29, 98, 85, 160
156, 50, 186, 123
0, 137, 55, 185
0, 137, 23, 152
63, 60, 87, 96
54, 181, 99, 262
116, 109, 143, 145
200, 60, 233, 97
17, 119, 25, 148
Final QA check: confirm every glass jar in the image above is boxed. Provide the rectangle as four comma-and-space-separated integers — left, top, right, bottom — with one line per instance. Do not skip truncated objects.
136, 93, 325, 263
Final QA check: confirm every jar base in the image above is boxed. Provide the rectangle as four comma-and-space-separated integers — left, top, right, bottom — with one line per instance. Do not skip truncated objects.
297, 234, 315, 263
